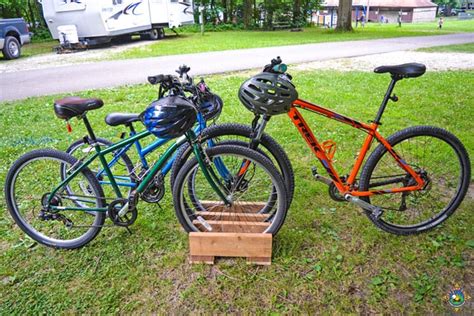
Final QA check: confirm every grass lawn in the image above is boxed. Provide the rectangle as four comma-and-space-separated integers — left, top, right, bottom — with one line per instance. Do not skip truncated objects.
114, 19, 474, 60
417, 42, 474, 53
0, 69, 473, 314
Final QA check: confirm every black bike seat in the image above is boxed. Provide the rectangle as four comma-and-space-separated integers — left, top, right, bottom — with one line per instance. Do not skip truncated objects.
105, 113, 140, 126
374, 63, 426, 78
54, 97, 104, 120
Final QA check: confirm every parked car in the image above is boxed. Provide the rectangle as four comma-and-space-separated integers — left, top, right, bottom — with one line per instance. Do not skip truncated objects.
0, 18, 31, 59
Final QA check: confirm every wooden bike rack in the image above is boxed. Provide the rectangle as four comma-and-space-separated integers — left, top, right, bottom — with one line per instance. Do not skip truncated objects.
189, 201, 273, 265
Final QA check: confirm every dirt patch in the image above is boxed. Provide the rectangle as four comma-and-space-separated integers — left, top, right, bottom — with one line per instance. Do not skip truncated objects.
294, 51, 474, 72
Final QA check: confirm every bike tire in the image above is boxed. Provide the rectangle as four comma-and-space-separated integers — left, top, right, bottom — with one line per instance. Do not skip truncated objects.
5, 149, 106, 249
170, 123, 295, 204
172, 145, 289, 235
359, 126, 471, 235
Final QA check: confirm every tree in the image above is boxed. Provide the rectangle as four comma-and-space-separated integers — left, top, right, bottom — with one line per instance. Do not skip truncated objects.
336, 0, 353, 31
243, 0, 253, 28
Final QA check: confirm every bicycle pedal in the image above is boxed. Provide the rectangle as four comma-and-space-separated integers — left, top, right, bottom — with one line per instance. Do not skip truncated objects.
311, 166, 332, 185
371, 207, 384, 220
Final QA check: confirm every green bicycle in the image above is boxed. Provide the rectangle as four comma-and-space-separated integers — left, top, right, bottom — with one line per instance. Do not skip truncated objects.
4, 94, 289, 249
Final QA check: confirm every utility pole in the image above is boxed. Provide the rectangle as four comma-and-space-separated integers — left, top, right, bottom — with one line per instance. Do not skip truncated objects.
199, 5, 205, 35
366, 0, 370, 23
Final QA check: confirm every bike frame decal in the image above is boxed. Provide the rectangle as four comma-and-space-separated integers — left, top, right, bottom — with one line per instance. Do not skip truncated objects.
290, 99, 424, 196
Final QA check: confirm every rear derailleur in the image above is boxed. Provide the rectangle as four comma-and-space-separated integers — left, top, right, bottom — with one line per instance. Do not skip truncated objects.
39, 193, 73, 228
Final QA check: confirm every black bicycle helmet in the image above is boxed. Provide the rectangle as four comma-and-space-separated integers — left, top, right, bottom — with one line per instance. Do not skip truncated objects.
198, 93, 223, 121
140, 96, 197, 139
238, 72, 298, 116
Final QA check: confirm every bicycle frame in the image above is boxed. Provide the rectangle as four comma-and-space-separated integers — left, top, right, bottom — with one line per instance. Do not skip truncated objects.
289, 99, 425, 197
96, 113, 208, 189
48, 128, 230, 212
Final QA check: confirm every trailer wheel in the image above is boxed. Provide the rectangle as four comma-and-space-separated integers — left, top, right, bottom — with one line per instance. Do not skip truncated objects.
148, 28, 160, 40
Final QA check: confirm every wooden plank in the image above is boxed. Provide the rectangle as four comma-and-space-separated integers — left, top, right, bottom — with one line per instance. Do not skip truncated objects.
189, 232, 272, 261
192, 220, 270, 233
200, 201, 267, 213
197, 211, 268, 222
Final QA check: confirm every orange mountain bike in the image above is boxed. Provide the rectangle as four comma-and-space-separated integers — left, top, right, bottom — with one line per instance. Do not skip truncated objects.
239, 57, 471, 235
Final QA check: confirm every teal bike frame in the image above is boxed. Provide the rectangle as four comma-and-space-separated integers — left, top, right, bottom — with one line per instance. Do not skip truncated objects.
48, 115, 230, 213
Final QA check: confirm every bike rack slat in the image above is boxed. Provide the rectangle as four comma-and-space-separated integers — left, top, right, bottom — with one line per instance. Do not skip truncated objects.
188, 201, 273, 265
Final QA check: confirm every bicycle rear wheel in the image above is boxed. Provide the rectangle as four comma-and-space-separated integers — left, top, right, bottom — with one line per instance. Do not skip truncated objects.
5, 149, 106, 249
173, 145, 288, 235
359, 126, 471, 235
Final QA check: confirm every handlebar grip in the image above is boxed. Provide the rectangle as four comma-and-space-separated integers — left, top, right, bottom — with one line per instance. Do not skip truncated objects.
148, 74, 164, 85
147, 74, 175, 85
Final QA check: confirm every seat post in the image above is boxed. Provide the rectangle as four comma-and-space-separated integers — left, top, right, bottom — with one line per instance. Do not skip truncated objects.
374, 75, 400, 124
82, 115, 97, 142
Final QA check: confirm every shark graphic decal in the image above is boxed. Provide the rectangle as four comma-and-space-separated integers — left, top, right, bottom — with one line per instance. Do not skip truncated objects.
108, 1, 143, 20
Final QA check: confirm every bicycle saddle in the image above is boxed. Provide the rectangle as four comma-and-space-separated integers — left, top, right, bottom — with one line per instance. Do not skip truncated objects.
54, 97, 104, 120
374, 63, 426, 78
105, 113, 140, 126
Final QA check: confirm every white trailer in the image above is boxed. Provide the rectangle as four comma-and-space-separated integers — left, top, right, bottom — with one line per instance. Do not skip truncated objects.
40, 0, 194, 46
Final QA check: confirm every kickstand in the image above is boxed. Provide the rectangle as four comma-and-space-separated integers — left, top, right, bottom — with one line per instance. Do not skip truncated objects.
157, 203, 163, 211
125, 226, 133, 235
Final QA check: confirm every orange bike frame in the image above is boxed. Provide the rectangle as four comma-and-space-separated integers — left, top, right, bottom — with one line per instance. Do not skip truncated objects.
289, 99, 425, 197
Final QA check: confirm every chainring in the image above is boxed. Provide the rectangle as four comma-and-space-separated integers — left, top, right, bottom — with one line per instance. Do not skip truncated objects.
141, 174, 165, 203
328, 183, 346, 202
108, 198, 137, 227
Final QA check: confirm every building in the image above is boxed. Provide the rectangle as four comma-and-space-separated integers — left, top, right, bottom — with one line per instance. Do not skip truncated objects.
321, 0, 438, 24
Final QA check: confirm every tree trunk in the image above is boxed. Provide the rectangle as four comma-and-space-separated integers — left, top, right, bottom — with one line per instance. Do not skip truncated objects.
229, 0, 235, 24
293, 0, 302, 25
243, 0, 252, 28
27, 0, 37, 29
336, 0, 353, 31
264, 0, 273, 29
222, 0, 228, 23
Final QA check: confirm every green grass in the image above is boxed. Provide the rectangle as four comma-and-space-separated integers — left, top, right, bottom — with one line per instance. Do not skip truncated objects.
115, 19, 474, 60
0, 39, 57, 60
417, 42, 474, 53
21, 39, 57, 57
0, 70, 473, 313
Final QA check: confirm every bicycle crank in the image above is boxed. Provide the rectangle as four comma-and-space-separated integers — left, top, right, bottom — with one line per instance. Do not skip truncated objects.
108, 198, 137, 227
344, 194, 384, 219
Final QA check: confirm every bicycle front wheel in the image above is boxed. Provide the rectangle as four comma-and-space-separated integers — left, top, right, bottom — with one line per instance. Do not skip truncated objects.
4, 149, 106, 249
359, 126, 471, 235
172, 145, 288, 235
170, 123, 295, 205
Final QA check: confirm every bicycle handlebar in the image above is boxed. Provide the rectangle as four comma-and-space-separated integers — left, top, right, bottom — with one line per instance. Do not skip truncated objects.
147, 74, 174, 85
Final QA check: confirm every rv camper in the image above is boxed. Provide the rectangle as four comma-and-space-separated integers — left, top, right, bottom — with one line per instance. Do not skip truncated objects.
40, 0, 194, 46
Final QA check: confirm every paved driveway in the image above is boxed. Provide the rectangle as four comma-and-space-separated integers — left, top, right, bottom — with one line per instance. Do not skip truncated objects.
1, 33, 473, 102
